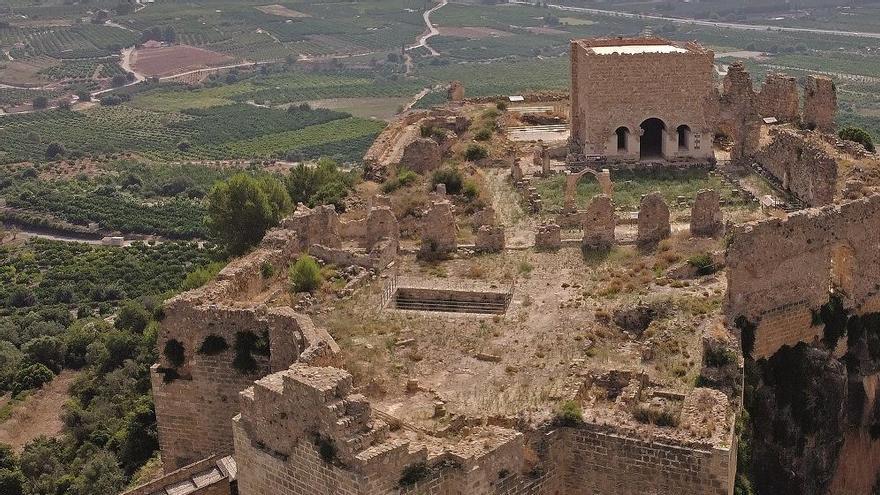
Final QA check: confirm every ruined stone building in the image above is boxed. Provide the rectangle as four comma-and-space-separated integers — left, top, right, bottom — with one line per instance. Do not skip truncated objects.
569, 37, 716, 162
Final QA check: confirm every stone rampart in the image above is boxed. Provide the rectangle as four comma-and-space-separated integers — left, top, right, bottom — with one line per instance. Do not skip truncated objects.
803, 75, 837, 132
726, 195, 880, 357
755, 129, 837, 206
757, 72, 799, 122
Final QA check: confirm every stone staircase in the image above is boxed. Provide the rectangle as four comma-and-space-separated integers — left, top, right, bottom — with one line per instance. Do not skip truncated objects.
393, 291, 510, 314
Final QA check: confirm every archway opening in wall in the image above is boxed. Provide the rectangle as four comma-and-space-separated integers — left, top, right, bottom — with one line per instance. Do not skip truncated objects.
640, 118, 665, 160
677, 125, 691, 151
615, 126, 629, 152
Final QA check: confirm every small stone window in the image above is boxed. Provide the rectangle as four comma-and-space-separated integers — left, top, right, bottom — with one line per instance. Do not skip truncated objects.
615, 127, 629, 152
677, 125, 691, 151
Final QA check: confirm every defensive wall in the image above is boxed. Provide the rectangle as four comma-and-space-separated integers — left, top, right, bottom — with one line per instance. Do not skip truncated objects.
755, 128, 838, 206
726, 195, 880, 359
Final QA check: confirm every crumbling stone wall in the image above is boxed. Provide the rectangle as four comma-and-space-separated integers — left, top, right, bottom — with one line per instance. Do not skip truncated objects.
419, 200, 457, 258
400, 138, 441, 174
690, 189, 723, 236
120, 455, 234, 495
637, 192, 670, 245
582, 194, 615, 249
803, 75, 837, 132
153, 228, 340, 469
717, 62, 761, 162
755, 128, 838, 206
535, 223, 561, 250
570, 37, 715, 162
447, 80, 464, 102
563, 424, 734, 495
234, 364, 533, 495
757, 72, 799, 122
475, 225, 505, 253
726, 195, 880, 358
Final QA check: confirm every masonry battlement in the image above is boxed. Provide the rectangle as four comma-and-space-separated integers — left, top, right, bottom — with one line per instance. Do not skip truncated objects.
726, 194, 880, 357
152, 202, 402, 470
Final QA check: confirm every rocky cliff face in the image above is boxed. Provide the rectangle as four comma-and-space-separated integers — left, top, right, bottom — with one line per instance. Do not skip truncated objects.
744, 306, 880, 495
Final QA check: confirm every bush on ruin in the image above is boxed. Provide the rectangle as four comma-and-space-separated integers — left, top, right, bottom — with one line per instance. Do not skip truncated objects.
431, 167, 463, 194
464, 144, 488, 161
289, 255, 323, 293
633, 403, 680, 427
474, 128, 492, 141
260, 261, 275, 279
553, 400, 583, 427
839, 126, 875, 153
207, 174, 292, 255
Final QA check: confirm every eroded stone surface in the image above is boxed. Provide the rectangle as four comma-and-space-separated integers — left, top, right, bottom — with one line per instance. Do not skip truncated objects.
757, 72, 799, 123
804, 75, 837, 132
582, 194, 616, 249
401, 137, 442, 174
690, 189, 722, 237
419, 200, 457, 258
637, 192, 670, 245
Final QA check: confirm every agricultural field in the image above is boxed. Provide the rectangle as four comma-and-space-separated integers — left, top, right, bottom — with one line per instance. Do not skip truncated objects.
0, 101, 385, 164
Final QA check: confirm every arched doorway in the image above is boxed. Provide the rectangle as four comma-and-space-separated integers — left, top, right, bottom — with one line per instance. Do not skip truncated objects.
677, 125, 691, 151
615, 126, 629, 153
640, 118, 665, 160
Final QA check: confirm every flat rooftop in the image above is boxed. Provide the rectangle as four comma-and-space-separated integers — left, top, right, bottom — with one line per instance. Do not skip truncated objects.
588, 44, 688, 55
573, 36, 708, 55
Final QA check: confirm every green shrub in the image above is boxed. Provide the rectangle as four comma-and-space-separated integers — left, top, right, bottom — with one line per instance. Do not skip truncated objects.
705, 346, 738, 367
633, 403, 680, 427
431, 168, 463, 195
163, 339, 185, 367
399, 462, 429, 486
495, 100, 508, 111
464, 144, 488, 162
12, 363, 54, 396
553, 400, 583, 426
260, 261, 275, 279
474, 128, 492, 141
289, 255, 323, 293
686, 253, 715, 276
115, 301, 150, 333
381, 168, 419, 193
180, 262, 226, 291
198, 335, 229, 355
419, 124, 434, 138
22, 336, 66, 374
839, 126, 875, 152
462, 180, 479, 200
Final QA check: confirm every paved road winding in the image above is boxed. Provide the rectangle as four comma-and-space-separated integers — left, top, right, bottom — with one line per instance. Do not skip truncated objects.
546, 3, 880, 39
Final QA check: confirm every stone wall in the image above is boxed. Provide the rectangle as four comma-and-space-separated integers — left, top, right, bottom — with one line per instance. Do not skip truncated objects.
233, 364, 549, 495
121, 455, 234, 495
803, 75, 837, 132
475, 225, 505, 253
637, 192, 670, 245
400, 138, 442, 174
419, 201, 457, 258
757, 72, 799, 122
581, 194, 615, 249
690, 189, 723, 237
534, 223, 561, 250
563, 424, 734, 495
716, 62, 761, 162
755, 128, 837, 206
726, 195, 880, 357
570, 37, 715, 162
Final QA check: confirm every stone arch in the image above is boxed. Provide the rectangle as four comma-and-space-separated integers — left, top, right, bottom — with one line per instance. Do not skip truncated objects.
563, 168, 613, 211
640, 118, 666, 160
830, 243, 855, 297
677, 124, 692, 151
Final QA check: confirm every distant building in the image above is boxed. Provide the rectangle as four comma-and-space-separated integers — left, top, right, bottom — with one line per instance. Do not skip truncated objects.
569, 37, 716, 162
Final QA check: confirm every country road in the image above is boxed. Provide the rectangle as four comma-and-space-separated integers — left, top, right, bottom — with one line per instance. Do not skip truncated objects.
407, 0, 447, 56
544, 3, 880, 39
